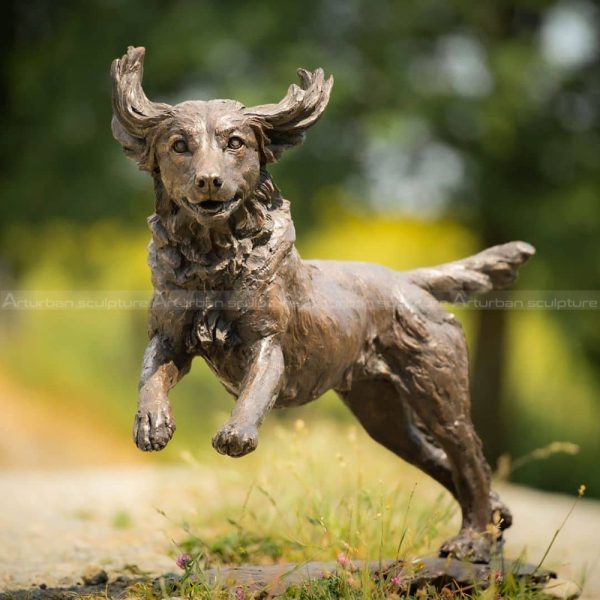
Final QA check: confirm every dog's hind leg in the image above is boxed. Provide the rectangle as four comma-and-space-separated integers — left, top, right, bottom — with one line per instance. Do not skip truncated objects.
340, 379, 512, 533
391, 316, 497, 562
134, 335, 191, 451
340, 378, 457, 492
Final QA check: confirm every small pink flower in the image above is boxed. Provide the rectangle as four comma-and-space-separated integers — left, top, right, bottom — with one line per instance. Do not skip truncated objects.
390, 575, 401, 587
494, 569, 503, 583
175, 553, 191, 569
347, 574, 355, 587
235, 587, 245, 600
337, 552, 350, 569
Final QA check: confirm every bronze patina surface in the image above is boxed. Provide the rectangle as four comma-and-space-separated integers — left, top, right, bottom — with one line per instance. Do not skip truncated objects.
111, 46, 534, 563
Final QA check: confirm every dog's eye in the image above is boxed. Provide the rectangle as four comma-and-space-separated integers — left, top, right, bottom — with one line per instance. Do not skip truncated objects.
227, 136, 244, 150
172, 139, 188, 153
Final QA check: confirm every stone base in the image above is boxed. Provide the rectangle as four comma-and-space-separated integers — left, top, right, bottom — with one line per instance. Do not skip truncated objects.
0, 558, 581, 599
199, 557, 580, 599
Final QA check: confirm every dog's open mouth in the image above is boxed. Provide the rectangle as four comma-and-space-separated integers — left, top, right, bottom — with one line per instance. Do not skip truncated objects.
199, 199, 225, 211
183, 194, 242, 215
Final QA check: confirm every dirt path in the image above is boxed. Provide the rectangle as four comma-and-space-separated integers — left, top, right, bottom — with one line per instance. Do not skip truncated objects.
0, 467, 194, 595
0, 466, 598, 598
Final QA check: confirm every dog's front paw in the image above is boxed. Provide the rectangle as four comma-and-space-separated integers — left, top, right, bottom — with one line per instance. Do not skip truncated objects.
212, 422, 258, 457
133, 403, 176, 451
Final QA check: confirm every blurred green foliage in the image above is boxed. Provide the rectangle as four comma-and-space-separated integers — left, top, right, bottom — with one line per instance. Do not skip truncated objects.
0, 1, 598, 496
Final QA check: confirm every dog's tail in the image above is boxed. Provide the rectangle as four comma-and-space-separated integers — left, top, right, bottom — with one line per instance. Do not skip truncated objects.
406, 241, 535, 303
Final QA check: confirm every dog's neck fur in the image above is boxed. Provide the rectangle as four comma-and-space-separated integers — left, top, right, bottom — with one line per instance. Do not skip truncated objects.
149, 168, 293, 290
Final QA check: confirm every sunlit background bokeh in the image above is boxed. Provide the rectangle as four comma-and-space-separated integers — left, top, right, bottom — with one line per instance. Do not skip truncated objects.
0, 0, 599, 498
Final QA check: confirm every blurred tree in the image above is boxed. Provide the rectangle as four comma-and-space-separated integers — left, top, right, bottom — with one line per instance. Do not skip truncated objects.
0, 0, 598, 488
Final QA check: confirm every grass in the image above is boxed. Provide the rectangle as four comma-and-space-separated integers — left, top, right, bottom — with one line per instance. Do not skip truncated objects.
176, 422, 458, 564
117, 421, 571, 599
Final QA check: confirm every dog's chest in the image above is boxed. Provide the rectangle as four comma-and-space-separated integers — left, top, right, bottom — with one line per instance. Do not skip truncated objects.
189, 307, 251, 394
146, 247, 273, 394
145, 209, 295, 395
148, 239, 244, 290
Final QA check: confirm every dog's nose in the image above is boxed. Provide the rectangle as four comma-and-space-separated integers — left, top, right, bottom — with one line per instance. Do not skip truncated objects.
196, 174, 223, 191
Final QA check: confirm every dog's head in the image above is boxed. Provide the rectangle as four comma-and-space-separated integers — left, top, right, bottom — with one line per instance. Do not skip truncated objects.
111, 47, 333, 225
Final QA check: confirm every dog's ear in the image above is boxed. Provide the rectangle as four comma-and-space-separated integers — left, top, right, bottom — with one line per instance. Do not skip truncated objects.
111, 46, 172, 170
244, 68, 333, 163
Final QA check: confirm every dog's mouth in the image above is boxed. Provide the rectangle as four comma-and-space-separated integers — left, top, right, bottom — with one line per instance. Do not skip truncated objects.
183, 194, 243, 216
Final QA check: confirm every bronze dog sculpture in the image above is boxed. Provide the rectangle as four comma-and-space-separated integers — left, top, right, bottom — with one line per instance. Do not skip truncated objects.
111, 47, 534, 563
